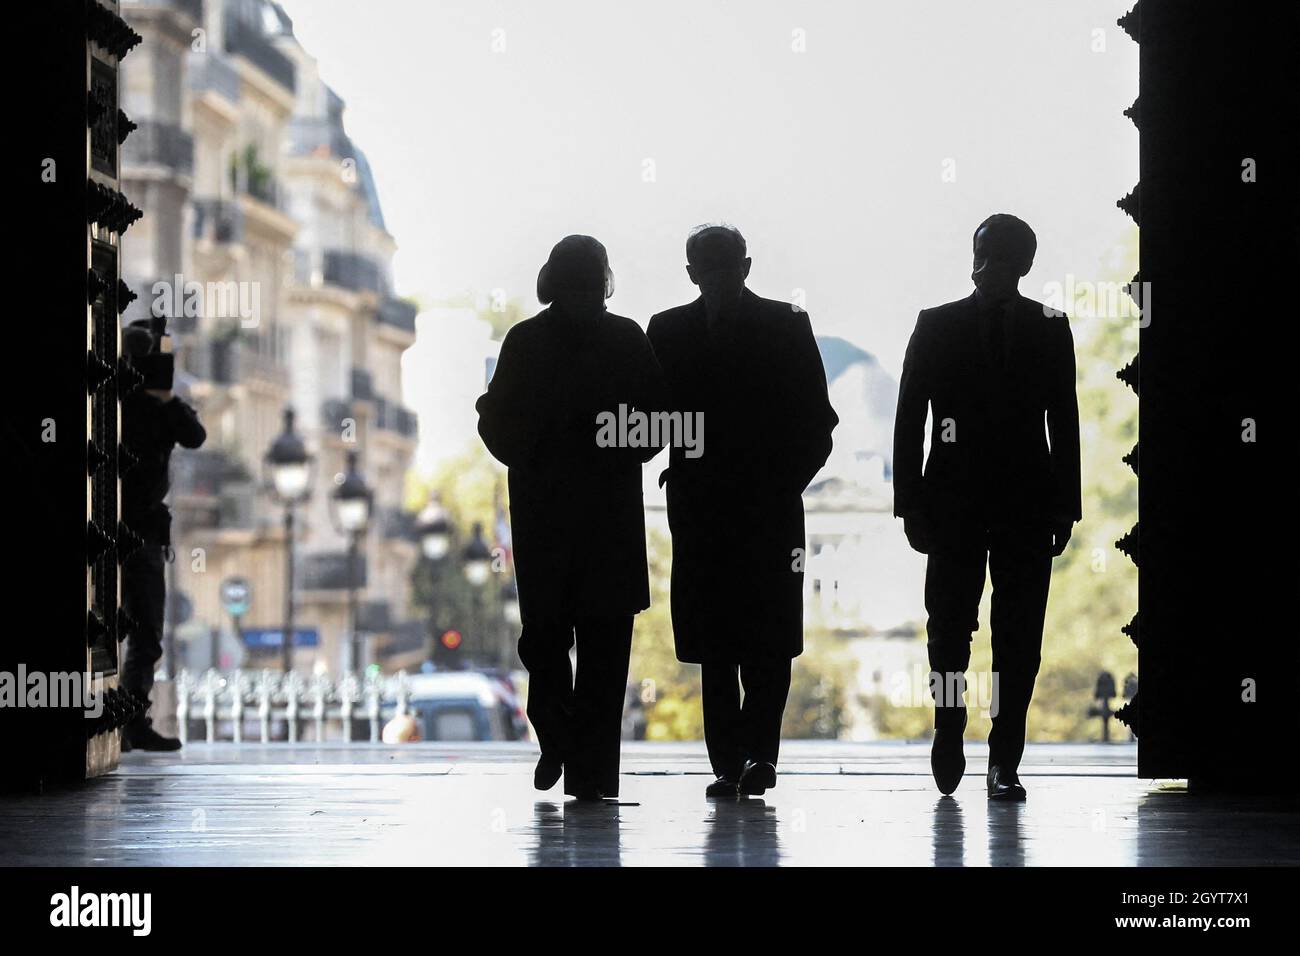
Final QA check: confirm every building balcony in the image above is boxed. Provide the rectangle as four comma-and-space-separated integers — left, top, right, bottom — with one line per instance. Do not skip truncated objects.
224, 16, 296, 93
189, 51, 242, 105
373, 397, 418, 440
321, 398, 355, 433
377, 296, 418, 334
323, 249, 385, 295
300, 551, 367, 591
192, 198, 245, 244
122, 120, 194, 177
190, 336, 289, 389
170, 449, 258, 531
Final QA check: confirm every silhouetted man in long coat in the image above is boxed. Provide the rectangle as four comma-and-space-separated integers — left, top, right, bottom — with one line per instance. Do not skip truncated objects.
894, 214, 1081, 800
648, 225, 838, 797
477, 235, 665, 800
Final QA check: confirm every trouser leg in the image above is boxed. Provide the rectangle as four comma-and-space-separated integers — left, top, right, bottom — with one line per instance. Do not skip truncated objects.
923, 542, 988, 729
700, 663, 743, 780
986, 531, 1052, 773
517, 616, 576, 764
121, 545, 166, 728
739, 658, 792, 768
569, 615, 634, 797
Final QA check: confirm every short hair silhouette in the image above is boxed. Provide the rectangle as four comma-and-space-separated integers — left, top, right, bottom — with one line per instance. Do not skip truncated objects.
973, 214, 1037, 269
537, 234, 614, 304
686, 223, 747, 269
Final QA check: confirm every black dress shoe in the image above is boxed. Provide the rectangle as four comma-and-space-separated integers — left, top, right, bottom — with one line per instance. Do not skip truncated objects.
534, 753, 563, 791
124, 725, 182, 752
566, 783, 606, 802
738, 760, 777, 795
705, 776, 739, 798
930, 708, 966, 795
987, 765, 1027, 801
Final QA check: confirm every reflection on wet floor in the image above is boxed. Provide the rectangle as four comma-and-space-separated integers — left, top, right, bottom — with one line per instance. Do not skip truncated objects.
1, 742, 1295, 866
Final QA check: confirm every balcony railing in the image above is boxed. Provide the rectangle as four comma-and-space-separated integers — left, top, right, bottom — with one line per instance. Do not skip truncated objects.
188, 51, 242, 104
122, 120, 194, 176
300, 551, 368, 591
372, 398, 418, 439
191, 336, 289, 388
224, 17, 296, 93
125, 0, 203, 23
193, 198, 245, 244
321, 398, 355, 432
323, 249, 384, 294
377, 296, 418, 334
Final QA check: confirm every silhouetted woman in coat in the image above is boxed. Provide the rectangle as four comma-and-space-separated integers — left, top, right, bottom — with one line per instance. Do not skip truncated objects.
476, 236, 665, 800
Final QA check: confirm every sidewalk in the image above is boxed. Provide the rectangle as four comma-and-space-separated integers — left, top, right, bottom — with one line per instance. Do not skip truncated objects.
2, 741, 1295, 866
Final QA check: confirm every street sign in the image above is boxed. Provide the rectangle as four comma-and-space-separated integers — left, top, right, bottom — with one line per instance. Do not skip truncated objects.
240, 627, 319, 649
220, 576, 251, 617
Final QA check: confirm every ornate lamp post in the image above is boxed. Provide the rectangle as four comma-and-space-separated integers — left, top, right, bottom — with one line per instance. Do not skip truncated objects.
462, 522, 492, 665
264, 407, 313, 673
331, 449, 373, 674
416, 499, 453, 664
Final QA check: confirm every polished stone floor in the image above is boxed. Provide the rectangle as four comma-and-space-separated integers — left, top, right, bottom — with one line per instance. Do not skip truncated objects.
1, 741, 1295, 866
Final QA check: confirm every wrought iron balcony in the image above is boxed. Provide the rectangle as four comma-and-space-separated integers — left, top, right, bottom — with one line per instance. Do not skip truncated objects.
373, 398, 419, 439
377, 296, 418, 334
188, 51, 242, 104
321, 398, 355, 432
193, 198, 245, 243
323, 249, 384, 294
122, 120, 194, 175
224, 16, 296, 93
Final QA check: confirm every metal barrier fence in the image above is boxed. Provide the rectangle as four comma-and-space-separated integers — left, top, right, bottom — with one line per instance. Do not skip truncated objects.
174, 669, 415, 744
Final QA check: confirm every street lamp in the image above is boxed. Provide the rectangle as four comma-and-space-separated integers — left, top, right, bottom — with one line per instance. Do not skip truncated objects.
462, 521, 492, 587
331, 449, 372, 675
416, 499, 453, 665
264, 406, 313, 673
417, 499, 452, 561
463, 522, 492, 664
500, 576, 521, 627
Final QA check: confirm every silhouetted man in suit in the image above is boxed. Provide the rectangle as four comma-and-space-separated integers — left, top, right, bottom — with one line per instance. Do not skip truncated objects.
894, 214, 1080, 801
648, 224, 838, 798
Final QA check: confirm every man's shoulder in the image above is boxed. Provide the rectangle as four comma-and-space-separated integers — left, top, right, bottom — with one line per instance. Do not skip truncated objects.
647, 301, 699, 338
920, 295, 976, 323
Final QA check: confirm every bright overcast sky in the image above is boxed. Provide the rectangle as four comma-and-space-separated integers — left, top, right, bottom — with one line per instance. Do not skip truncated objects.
279, 0, 1136, 467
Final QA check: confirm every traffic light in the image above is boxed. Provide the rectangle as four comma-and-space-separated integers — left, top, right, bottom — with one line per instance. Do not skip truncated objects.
434, 628, 463, 668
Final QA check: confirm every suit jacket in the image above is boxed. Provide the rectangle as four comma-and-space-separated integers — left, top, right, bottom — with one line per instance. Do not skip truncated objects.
647, 289, 838, 663
476, 307, 665, 621
893, 292, 1081, 535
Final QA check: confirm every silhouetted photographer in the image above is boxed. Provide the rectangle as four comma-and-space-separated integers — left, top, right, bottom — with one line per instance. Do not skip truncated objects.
476, 236, 666, 801
893, 214, 1081, 801
648, 225, 838, 798
120, 317, 206, 752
